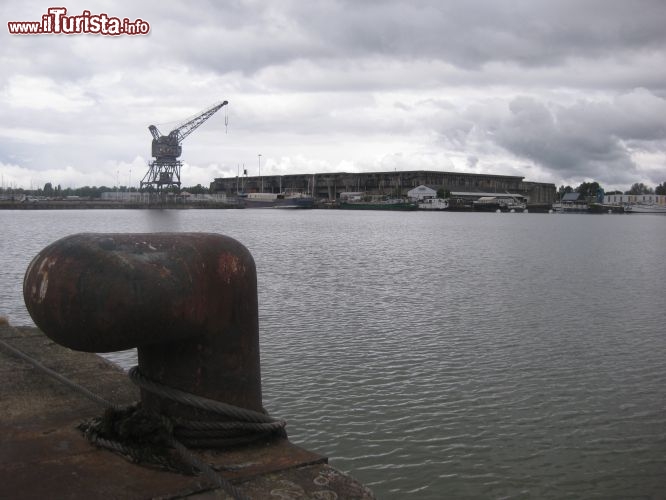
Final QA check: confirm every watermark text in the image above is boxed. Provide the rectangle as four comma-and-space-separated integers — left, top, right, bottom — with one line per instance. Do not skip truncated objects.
8, 7, 150, 36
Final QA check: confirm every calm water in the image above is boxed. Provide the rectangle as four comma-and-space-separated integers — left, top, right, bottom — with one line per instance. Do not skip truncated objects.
1, 209, 665, 499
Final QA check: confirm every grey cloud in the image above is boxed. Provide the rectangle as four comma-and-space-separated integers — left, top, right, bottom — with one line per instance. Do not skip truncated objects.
8, 0, 666, 91
288, 0, 666, 68
488, 91, 666, 184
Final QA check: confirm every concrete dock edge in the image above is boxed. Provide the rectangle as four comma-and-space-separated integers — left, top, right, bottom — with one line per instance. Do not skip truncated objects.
0, 323, 374, 499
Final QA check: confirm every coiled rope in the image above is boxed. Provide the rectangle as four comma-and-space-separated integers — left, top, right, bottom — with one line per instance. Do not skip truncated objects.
127, 366, 287, 449
0, 336, 286, 500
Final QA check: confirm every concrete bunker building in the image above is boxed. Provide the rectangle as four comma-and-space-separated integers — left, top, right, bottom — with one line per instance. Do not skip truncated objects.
210, 170, 556, 206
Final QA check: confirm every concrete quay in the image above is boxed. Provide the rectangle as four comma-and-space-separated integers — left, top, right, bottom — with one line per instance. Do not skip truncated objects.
0, 322, 374, 500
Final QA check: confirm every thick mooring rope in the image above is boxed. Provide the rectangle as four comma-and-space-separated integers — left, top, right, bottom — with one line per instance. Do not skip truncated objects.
128, 366, 287, 448
0, 337, 272, 500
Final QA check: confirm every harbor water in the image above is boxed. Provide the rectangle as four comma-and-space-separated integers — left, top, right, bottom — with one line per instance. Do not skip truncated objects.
1, 209, 665, 499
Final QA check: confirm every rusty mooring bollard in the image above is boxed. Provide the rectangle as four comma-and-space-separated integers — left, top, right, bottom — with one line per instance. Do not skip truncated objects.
23, 232, 263, 419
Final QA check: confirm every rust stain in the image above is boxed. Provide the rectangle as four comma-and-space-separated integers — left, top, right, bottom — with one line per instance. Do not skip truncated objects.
216, 254, 245, 284
30, 255, 58, 304
157, 265, 173, 279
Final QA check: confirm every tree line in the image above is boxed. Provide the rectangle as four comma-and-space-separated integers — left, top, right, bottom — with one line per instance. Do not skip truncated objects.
558, 181, 666, 200
0, 183, 211, 198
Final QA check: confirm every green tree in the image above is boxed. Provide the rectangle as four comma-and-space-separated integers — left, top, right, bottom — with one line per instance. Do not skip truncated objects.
72, 185, 109, 198
43, 182, 54, 196
437, 187, 451, 199
656, 182, 666, 195
557, 185, 573, 198
575, 181, 602, 200
183, 184, 208, 194
627, 182, 654, 195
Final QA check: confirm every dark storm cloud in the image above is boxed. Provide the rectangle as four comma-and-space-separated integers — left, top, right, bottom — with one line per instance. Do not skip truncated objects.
6, 0, 666, 92
99, 0, 664, 90
197, 0, 666, 72
495, 97, 636, 181
489, 89, 666, 184
6, 0, 666, 84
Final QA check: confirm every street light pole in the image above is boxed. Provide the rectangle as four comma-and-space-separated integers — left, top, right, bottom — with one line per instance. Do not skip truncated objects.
258, 154, 262, 193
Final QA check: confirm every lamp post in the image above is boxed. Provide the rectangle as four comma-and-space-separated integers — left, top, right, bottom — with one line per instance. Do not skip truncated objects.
258, 154, 262, 193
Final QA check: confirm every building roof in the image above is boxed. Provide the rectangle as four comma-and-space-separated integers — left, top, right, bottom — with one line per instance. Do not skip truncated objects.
450, 191, 527, 199
561, 192, 582, 201
408, 185, 437, 192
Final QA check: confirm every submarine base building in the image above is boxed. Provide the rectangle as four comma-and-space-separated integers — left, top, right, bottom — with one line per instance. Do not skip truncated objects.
210, 170, 556, 207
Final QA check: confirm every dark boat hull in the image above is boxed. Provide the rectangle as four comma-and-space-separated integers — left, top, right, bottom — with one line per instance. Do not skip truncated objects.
339, 202, 417, 211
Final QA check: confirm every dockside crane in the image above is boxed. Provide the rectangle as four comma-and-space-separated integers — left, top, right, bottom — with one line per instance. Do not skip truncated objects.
140, 100, 228, 192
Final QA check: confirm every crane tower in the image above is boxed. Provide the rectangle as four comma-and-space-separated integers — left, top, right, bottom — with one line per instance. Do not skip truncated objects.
140, 100, 228, 192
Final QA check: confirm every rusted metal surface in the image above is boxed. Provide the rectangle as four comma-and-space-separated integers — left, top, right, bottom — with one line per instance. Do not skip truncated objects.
23, 232, 263, 416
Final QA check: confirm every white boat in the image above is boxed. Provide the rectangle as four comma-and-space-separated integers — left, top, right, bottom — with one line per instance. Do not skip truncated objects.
501, 192, 528, 212
473, 196, 503, 212
504, 201, 527, 212
473, 196, 527, 212
551, 201, 589, 213
417, 198, 449, 210
624, 204, 666, 214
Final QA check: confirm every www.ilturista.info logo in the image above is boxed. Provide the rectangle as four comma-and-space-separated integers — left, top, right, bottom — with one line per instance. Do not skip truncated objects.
7, 7, 150, 35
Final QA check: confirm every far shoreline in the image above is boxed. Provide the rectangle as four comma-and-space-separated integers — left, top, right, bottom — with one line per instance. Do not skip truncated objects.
0, 200, 242, 210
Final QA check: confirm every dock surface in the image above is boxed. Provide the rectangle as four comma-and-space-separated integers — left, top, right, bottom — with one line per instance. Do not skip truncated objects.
0, 323, 374, 499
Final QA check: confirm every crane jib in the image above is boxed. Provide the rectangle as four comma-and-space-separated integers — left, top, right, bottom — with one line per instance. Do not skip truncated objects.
148, 100, 228, 145
141, 100, 228, 192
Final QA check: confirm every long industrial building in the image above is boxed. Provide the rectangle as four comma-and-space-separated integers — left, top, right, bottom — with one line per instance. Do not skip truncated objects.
210, 170, 556, 205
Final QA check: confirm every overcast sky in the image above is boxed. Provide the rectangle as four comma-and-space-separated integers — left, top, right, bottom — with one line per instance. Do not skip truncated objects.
2, 0, 665, 191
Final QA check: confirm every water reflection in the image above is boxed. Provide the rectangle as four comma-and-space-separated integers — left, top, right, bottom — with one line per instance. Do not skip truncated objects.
141, 208, 187, 233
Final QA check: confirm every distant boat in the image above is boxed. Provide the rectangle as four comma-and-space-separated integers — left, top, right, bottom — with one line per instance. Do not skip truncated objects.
501, 192, 528, 212
473, 196, 527, 213
472, 197, 503, 212
624, 204, 666, 214
551, 201, 589, 213
240, 191, 314, 209
339, 199, 417, 211
276, 192, 315, 209
417, 198, 449, 211
447, 198, 473, 211
588, 203, 624, 214
503, 201, 527, 212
